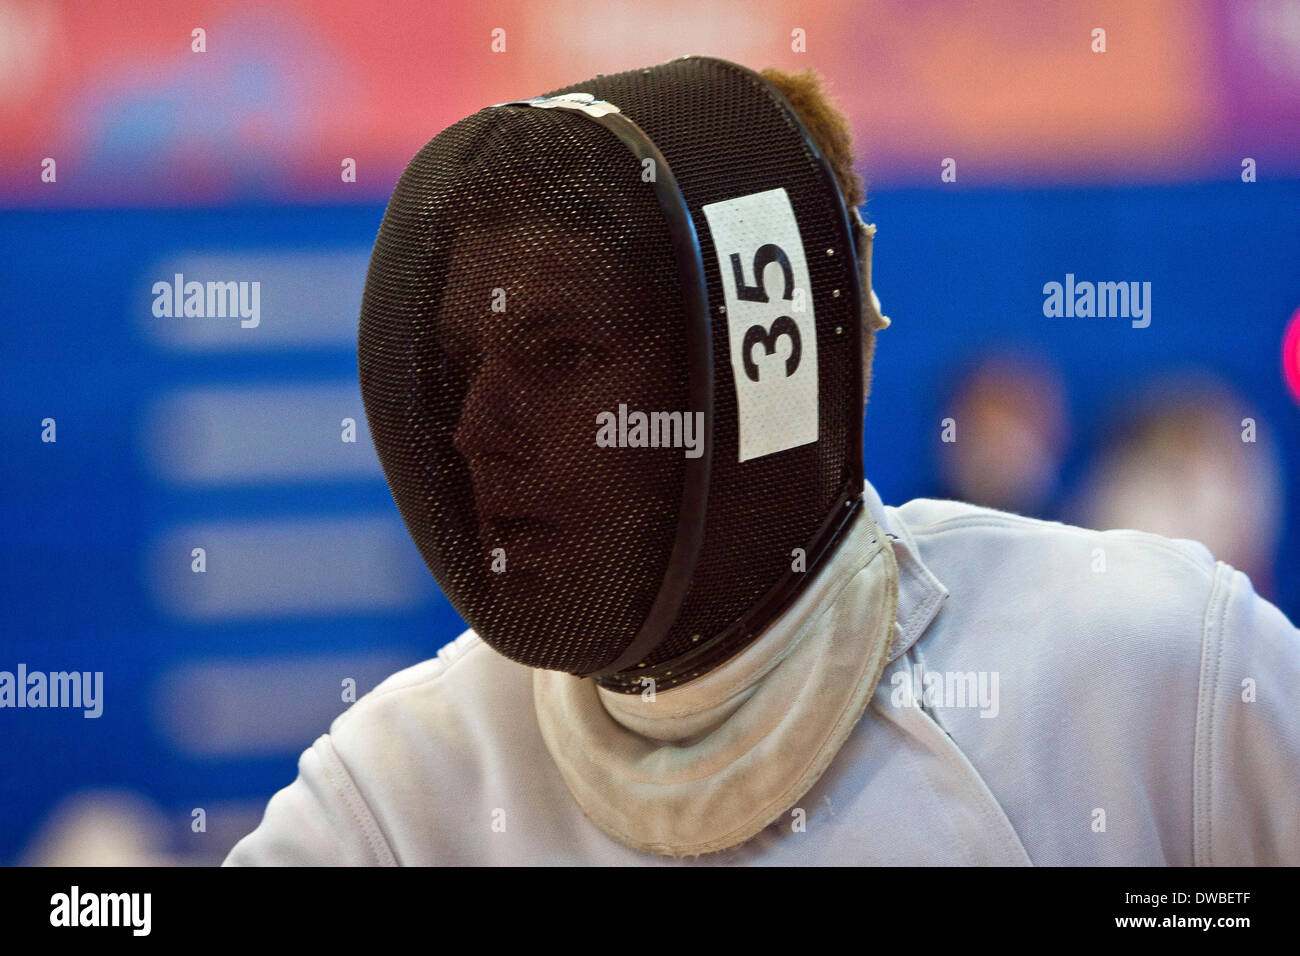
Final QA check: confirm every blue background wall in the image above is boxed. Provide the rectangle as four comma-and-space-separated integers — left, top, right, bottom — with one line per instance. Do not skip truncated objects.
2, 180, 1297, 863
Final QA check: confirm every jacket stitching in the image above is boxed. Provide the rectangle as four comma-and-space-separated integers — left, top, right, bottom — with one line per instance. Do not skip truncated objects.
1192, 562, 1231, 867
359, 636, 494, 706
872, 691, 1029, 864
315, 736, 399, 866
907, 515, 1213, 578
881, 516, 947, 661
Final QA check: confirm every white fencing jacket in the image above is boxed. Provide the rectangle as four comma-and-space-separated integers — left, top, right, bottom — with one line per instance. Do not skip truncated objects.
224, 481, 1300, 865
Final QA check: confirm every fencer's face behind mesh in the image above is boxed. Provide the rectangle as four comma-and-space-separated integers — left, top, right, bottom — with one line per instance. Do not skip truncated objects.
435, 223, 686, 670
358, 98, 696, 675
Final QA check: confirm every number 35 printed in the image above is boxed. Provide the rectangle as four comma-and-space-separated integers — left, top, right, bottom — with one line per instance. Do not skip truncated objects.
703, 188, 820, 462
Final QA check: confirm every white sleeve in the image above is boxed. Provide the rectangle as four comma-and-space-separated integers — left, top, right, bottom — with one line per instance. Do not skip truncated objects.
222, 735, 397, 867
1194, 562, 1300, 865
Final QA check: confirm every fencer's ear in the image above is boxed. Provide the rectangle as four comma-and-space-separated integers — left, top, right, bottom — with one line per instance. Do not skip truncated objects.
851, 206, 890, 333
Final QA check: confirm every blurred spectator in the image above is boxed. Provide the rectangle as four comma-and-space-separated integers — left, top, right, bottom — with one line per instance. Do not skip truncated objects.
1070, 374, 1284, 597
19, 790, 174, 866
18, 788, 266, 866
935, 351, 1069, 517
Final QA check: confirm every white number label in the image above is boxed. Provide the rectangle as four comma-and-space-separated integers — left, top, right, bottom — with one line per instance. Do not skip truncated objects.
703, 187, 818, 461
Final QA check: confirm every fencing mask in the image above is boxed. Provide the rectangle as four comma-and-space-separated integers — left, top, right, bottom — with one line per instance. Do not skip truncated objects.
359, 55, 866, 691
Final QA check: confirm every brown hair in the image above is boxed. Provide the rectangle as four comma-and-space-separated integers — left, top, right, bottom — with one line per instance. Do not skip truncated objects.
761, 66, 876, 401
760, 67, 865, 211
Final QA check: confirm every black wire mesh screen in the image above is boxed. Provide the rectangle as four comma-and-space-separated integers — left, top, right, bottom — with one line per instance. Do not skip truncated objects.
360, 56, 859, 679
360, 105, 690, 675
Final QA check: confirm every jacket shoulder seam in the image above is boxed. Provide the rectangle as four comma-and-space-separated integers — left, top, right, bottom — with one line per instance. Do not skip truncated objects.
904, 513, 1215, 578
1192, 561, 1235, 867
353, 634, 491, 708
313, 734, 399, 866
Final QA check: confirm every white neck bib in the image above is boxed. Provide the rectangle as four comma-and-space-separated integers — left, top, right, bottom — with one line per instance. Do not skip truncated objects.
533, 506, 899, 857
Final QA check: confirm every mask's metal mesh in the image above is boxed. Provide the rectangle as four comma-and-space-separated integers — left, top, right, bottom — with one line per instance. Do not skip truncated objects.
360, 57, 860, 680
360, 106, 689, 675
